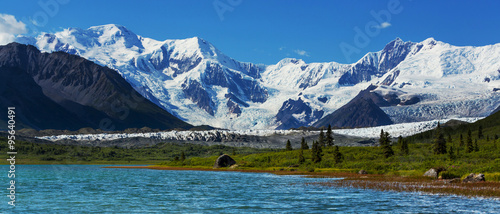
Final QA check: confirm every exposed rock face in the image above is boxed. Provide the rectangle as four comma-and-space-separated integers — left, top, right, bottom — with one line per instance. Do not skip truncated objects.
378, 38, 423, 74
275, 98, 324, 130
338, 58, 379, 86
182, 79, 215, 115
213, 154, 236, 168
227, 100, 242, 116
358, 170, 368, 175
462, 173, 485, 183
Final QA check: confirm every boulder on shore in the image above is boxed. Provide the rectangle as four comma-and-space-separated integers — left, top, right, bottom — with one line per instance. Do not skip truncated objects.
462, 173, 485, 183
423, 168, 439, 178
423, 167, 445, 178
213, 154, 236, 168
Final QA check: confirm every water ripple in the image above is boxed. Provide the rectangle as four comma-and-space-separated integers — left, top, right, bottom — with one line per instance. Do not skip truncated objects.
2, 165, 499, 213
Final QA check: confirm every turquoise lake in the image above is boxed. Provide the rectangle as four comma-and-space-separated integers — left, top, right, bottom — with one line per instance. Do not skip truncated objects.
2, 165, 499, 213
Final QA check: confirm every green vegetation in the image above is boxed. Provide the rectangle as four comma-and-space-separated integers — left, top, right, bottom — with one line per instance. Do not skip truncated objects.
159, 114, 500, 182
3, 111, 500, 184
160, 135, 499, 180
0, 137, 276, 164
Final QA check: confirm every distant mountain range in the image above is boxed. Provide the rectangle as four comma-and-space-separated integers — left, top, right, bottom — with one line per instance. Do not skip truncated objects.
0, 43, 191, 131
11, 24, 500, 130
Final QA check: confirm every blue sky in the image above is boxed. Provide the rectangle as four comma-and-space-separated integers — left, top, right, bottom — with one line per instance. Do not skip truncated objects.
1, 0, 500, 64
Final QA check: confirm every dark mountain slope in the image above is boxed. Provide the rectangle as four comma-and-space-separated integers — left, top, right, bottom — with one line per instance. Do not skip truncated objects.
0, 43, 192, 131
313, 86, 393, 128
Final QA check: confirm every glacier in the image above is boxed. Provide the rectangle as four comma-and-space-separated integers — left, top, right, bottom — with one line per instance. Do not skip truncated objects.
37, 117, 482, 142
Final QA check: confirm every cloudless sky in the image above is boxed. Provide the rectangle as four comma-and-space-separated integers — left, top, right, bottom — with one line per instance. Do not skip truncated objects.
2, 0, 500, 64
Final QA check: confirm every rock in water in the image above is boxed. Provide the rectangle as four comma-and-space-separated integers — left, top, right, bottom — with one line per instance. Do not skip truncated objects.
213, 154, 236, 168
462, 173, 485, 183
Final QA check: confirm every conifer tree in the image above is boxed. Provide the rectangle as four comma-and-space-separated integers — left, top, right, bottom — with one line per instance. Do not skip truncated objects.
478, 125, 484, 139
474, 139, 479, 152
326, 125, 334, 147
285, 140, 293, 151
298, 149, 305, 164
311, 141, 317, 162
180, 151, 186, 161
316, 141, 323, 162
447, 134, 453, 155
318, 129, 325, 147
448, 145, 455, 160
397, 135, 403, 151
333, 145, 343, 164
398, 136, 409, 155
433, 123, 447, 155
459, 134, 464, 147
300, 137, 309, 150
312, 141, 322, 163
466, 129, 473, 153
379, 129, 394, 158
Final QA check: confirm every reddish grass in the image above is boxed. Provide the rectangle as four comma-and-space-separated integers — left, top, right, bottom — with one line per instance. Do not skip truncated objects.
317, 175, 500, 198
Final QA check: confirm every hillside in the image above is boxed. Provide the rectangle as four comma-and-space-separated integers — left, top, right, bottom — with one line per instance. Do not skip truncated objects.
405, 108, 500, 144
0, 43, 192, 131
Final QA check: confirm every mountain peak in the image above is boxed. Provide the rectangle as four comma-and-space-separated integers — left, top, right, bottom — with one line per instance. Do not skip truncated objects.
421, 37, 444, 46
422, 37, 437, 43
88, 24, 129, 33
85, 24, 142, 49
393, 37, 403, 43
184, 36, 210, 48
384, 37, 413, 49
277, 58, 305, 65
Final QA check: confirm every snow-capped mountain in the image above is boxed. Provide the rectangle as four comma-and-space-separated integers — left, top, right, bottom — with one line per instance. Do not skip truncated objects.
16, 24, 500, 129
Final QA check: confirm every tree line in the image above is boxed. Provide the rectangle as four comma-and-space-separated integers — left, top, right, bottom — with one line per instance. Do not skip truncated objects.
284, 123, 498, 165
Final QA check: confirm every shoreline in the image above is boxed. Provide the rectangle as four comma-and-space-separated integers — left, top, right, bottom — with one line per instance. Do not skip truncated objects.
105, 165, 500, 199
103, 165, 322, 175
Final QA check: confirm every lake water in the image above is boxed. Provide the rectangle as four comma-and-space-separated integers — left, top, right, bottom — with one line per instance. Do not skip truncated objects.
2, 165, 499, 213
